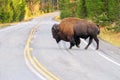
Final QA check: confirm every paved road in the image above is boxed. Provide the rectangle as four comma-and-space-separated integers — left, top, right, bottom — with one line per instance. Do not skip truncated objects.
0, 12, 120, 80
0, 14, 49, 80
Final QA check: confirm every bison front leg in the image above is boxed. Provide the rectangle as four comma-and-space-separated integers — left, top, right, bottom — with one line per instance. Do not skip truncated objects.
85, 37, 93, 49
69, 37, 76, 49
75, 38, 81, 48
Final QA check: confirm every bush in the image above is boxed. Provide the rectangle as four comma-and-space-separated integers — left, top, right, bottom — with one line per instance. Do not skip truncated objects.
107, 21, 120, 32
93, 12, 110, 26
0, 0, 13, 23
60, 10, 72, 19
76, 0, 87, 18
107, 0, 120, 21
0, 0, 26, 23
59, 0, 77, 19
11, 0, 26, 21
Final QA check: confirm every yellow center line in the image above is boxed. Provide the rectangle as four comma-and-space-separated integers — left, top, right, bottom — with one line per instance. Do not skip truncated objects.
33, 57, 60, 80
24, 23, 60, 80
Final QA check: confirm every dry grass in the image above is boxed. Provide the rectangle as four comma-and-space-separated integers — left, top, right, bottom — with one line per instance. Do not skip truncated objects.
0, 22, 19, 29
99, 27, 120, 47
54, 16, 61, 22
0, 23, 11, 28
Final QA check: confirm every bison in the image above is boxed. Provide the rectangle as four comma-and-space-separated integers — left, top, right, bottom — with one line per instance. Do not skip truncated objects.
51, 18, 100, 50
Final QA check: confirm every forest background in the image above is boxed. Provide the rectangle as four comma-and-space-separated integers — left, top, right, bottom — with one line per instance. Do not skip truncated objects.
0, 0, 120, 46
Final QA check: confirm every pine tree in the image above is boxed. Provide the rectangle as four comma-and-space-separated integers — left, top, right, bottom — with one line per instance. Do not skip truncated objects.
86, 0, 104, 18
76, 0, 87, 18
0, 0, 26, 23
107, 0, 120, 21
12, 0, 26, 21
0, 0, 13, 23
59, 0, 76, 18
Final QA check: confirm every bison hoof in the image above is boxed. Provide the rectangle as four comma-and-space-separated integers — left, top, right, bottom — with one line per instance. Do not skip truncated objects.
69, 47, 72, 49
85, 47, 88, 50
96, 48, 99, 50
77, 45, 80, 48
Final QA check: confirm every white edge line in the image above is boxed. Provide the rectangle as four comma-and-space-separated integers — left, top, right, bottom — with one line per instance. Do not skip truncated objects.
81, 39, 120, 67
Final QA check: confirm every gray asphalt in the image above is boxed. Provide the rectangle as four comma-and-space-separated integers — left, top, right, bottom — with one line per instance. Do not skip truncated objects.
0, 16, 44, 80
0, 12, 120, 80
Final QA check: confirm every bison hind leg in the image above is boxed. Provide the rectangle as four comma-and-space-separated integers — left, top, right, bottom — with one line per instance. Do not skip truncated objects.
85, 37, 93, 49
93, 36, 99, 50
69, 43, 74, 49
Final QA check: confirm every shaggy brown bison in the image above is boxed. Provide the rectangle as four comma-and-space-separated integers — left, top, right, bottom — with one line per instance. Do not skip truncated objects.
51, 18, 100, 50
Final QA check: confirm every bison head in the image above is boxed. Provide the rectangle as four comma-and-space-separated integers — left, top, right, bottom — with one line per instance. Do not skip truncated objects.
51, 24, 61, 43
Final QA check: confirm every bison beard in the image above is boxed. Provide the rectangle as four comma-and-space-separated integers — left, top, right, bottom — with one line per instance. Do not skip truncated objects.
51, 18, 100, 50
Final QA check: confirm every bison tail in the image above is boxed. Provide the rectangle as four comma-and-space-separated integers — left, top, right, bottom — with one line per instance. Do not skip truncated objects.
97, 24, 100, 34
97, 30, 100, 34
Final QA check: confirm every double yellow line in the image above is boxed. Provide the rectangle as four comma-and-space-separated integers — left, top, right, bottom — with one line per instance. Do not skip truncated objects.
24, 24, 60, 80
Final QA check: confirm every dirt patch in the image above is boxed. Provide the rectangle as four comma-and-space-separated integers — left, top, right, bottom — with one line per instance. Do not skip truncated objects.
0, 23, 18, 29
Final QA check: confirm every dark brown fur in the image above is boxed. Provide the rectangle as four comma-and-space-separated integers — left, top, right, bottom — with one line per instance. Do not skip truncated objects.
74, 19, 100, 49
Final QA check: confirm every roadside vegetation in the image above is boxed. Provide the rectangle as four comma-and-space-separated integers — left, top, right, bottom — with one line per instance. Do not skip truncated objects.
0, 0, 120, 46
59, 0, 120, 32
0, 0, 58, 24
58, 0, 120, 47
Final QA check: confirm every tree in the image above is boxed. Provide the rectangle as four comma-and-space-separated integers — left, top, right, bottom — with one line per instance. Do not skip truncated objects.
52, 0, 58, 10
107, 0, 120, 21
76, 0, 87, 18
0, 0, 26, 23
26, 0, 40, 15
12, 0, 26, 21
0, 0, 13, 23
59, 0, 78, 19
